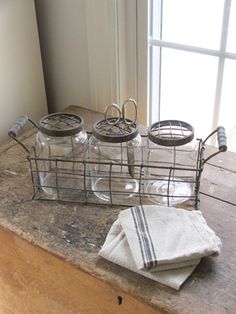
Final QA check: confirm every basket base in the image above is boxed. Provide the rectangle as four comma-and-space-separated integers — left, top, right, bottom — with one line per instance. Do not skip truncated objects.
39, 173, 84, 200
92, 177, 139, 202
146, 177, 192, 206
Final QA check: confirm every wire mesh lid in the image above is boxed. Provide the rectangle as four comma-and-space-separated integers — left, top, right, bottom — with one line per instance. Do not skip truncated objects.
92, 100, 139, 143
148, 120, 194, 146
39, 112, 84, 137
92, 118, 138, 143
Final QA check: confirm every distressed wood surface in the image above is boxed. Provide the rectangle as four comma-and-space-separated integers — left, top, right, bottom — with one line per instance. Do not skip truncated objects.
0, 226, 161, 314
0, 106, 235, 313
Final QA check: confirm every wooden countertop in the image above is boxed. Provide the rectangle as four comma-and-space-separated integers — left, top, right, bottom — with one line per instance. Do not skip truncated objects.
0, 106, 235, 313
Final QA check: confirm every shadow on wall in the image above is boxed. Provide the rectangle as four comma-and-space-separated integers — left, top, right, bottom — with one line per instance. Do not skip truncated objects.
35, 0, 119, 114
0, 0, 47, 142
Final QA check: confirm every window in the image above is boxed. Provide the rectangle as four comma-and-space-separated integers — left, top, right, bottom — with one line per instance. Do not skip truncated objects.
148, 0, 236, 150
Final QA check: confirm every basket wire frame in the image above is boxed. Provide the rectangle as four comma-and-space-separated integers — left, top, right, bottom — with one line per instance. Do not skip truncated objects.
8, 114, 226, 210
26, 134, 204, 209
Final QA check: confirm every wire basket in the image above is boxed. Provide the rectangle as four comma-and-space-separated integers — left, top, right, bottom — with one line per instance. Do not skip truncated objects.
8, 115, 227, 209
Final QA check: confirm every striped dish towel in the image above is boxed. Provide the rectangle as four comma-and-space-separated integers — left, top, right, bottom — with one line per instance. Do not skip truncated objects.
99, 205, 221, 290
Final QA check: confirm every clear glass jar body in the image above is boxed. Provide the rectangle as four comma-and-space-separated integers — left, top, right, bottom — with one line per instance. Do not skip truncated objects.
35, 130, 87, 200
89, 134, 143, 204
145, 138, 199, 206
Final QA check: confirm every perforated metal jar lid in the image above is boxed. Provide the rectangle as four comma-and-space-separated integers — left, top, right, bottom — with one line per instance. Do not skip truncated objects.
148, 120, 194, 146
92, 118, 139, 143
39, 112, 84, 137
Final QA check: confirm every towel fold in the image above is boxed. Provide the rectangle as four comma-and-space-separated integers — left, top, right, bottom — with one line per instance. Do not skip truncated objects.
99, 218, 199, 290
99, 205, 222, 290
119, 205, 222, 271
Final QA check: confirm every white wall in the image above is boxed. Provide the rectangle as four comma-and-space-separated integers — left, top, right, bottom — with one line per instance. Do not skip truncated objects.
35, 0, 91, 113
35, 0, 147, 123
0, 0, 47, 142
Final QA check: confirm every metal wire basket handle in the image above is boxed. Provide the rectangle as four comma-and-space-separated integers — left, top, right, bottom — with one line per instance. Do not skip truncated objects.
8, 115, 39, 154
202, 126, 227, 164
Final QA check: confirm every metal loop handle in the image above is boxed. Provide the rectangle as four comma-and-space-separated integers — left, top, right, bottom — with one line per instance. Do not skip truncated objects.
8, 115, 39, 154
217, 126, 227, 152
122, 98, 137, 125
202, 126, 227, 164
104, 99, 137, 126
8, 115, 29, 138
104, 103, 121, 125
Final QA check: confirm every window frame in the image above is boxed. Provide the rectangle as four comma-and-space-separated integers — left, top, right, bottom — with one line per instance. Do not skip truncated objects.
148, 0, 236, 135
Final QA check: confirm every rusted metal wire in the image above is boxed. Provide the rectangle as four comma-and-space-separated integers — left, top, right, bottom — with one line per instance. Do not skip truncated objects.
9, 123, 227, 209
24, 135, 202, 209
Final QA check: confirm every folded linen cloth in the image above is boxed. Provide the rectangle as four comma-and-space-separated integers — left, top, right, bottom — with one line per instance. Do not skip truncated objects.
99, 205, 222, 290
119, 205, 222, 271
99, 218, 199, 290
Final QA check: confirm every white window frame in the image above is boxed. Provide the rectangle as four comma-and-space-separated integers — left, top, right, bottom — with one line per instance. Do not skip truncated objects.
136, 0, 148, 125
148, 0, 236, 133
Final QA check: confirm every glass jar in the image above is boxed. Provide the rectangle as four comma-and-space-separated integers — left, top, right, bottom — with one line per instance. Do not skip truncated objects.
35, 113, 87, 200
88, 103, 143, 204
145, 120, 198, 206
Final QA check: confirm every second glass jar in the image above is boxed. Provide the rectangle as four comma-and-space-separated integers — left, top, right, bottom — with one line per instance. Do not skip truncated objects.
88, 114, 143, 204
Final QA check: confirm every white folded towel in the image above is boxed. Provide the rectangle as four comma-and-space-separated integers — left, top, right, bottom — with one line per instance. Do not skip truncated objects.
99, 205, 222, 290
119, 205, 222, 271
99, 218, 199, 290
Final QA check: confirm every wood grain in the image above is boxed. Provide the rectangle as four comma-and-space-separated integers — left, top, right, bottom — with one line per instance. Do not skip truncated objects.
0, 226, 162, 314
1, 106, 236, 313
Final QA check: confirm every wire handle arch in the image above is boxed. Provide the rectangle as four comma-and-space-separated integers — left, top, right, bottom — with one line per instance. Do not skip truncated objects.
105, 98, 137, 126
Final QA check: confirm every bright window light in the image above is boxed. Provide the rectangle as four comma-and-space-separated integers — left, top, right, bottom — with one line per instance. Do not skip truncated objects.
161, 0, 224, 49
149, 0, 236, 151
160, 48, 218, 138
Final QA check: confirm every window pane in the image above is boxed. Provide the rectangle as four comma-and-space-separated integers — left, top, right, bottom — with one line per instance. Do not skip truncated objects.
156, 0, 224, 49
219, 59, 236, 152
227, 0, 236, 53
159, 48, 218, 139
